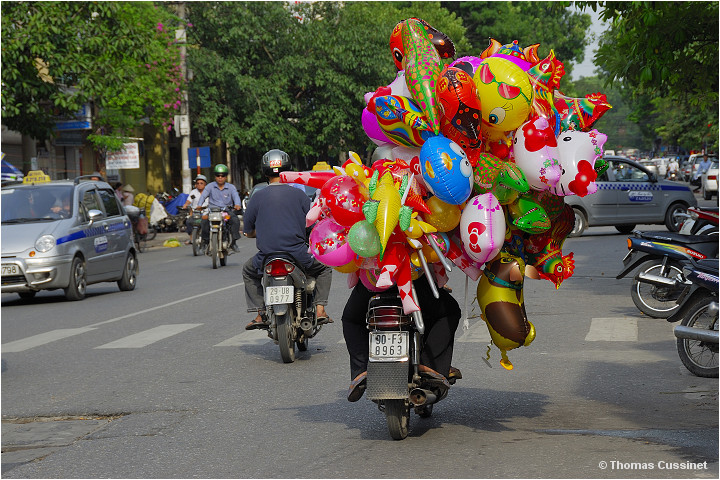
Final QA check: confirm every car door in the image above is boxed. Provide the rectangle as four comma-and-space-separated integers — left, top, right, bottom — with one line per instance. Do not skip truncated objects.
79, 187, 111, 281
97, 188, 129, 275
582, 163, 618, 223
613, 160, 663, 223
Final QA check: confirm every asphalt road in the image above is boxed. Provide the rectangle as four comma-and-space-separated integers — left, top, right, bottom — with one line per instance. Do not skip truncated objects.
1, 197, 718, 478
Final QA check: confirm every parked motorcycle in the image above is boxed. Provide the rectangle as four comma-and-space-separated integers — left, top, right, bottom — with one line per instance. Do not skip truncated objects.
364, 291, 451, 440
617, 230, 718, 318
668, 258, 719, 377
678, 206, 719, 236
207, 206, 233, 269
262, 252, 324, 363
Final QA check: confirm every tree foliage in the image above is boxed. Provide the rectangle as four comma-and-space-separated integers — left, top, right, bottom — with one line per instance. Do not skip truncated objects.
1, 1, 184, 150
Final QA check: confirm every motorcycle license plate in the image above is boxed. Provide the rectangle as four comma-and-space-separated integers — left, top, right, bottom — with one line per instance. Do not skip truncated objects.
2, 264, 19, 276
369, 331, 409, 360
265, 285, 294, 305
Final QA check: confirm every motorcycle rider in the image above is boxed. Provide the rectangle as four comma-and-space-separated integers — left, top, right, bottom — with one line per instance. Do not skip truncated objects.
182, 174, 209, 244
196, 164, 242, 253
342, 278, 462, 402
242, 149, 333, 330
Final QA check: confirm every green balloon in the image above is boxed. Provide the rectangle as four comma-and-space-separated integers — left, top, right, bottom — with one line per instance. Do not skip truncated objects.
348, 220, 382, 258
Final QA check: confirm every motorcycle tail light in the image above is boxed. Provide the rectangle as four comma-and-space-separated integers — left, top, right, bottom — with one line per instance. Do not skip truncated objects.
367, 306, 411, 328
266, 259, 294, 276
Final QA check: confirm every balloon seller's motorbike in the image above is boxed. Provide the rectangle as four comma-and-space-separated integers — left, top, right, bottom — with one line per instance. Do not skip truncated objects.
207, 207, 233, 269
262, 252, 323, 363
668, 258, 719, 377
678, 206, 719, 236
364, 291, 450, 441
617, 230, 719, 318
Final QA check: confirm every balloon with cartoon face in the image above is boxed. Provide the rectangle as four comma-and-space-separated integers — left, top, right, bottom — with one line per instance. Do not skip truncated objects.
551, 129, 607, 197
512, 116, 562, 191
420, 135, 473, 205
459, 193, 506, 266
474, 57, 534, 142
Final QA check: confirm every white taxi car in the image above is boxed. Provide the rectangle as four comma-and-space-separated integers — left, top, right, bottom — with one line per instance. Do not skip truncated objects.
1, 172, 138, 300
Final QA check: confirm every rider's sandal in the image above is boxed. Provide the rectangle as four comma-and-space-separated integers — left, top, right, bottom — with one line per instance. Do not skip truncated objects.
448, 366, 463, 383
347, 371, 367, 402
245, 313, 269, 331
418, 365, 451, 389
316, 316, 334, 325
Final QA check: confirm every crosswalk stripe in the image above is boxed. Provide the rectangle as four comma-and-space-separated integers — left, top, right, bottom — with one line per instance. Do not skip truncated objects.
457, 319, 491, 343
585, 317, 638, 341
94, 324, 202, 349
2, 328, 97, 353
214, 330, 271, 346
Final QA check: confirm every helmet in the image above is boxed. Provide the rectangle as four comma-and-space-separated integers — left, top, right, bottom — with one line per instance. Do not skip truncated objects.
261, 149, 291, 177
213, 164, 229, 175
194, 174, 207, 183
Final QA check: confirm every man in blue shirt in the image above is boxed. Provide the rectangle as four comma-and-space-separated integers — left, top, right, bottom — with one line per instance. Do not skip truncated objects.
242, 149, 332, 329
196, 164, 242, 252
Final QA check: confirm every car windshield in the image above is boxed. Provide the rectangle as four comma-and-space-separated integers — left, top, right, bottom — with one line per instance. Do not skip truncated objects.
1, 185, 74, 223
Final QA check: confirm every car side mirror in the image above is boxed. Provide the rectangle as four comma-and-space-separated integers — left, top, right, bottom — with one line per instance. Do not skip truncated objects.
88, 209, 103, 224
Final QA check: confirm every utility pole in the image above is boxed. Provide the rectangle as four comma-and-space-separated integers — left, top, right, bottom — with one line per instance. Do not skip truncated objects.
176, 2, 191, 194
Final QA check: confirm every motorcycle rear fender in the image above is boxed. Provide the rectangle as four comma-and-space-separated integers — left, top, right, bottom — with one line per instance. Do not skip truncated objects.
616, 251, 659, 279
666, 285, 707, 323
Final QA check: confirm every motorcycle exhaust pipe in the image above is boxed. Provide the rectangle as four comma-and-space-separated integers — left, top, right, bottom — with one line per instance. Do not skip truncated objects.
300, 319, 314, 331
409, 388, 437, 406
674, 325, 719, 343
637, 272, 680, 287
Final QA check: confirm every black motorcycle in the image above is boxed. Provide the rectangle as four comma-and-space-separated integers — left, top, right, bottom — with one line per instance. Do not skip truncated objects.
262, 252, 324, 363
364, 291, 452, 440
617, 231, 718, 318
668, 259, 719, 377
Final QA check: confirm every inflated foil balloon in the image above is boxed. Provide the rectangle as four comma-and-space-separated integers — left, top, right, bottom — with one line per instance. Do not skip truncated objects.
524, 204, 576, 289
459, 193, 505, 265
420, 135, 473, 205
423, 196, 461, 232
477, 250, 538, 370
554, 91, 612, 132
309, 218, 354, 267
320, 176, 368, 227
480, 39, 541, 72
438, 66, 482, 146
374, 95, 435, 148
449, 55, 483, 75
402, 18, 443, 135
348, 220, 382, 258
390, 18, 455, 71
512, 116, 562, 191
472, 152, 529, 204
551, 129, 607, 197
526, 50, 565, 133
474, 57, 534, 142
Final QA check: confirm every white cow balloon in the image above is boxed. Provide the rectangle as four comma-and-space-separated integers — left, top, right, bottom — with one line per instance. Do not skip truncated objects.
551, 129, 607, 197
512, 116, 562, 191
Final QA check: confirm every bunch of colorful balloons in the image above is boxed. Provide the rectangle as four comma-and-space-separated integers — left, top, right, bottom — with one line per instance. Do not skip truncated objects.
281, 18, 612, 371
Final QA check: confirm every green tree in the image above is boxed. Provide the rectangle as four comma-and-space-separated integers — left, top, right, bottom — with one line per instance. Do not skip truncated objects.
1, 2, 184, 150
440, 1, 592, 83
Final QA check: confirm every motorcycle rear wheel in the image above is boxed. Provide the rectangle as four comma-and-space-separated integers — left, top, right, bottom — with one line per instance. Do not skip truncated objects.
210, 232, 219, 269
192, 229, 201, 256
277, 312, 296, 363
631, 260, 684, 318
676, 294, 719, 378
146, 225, 157, 241
385, 399, 410, 440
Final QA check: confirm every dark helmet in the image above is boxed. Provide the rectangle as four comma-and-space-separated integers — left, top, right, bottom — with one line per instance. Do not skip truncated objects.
261, 149, 291, 177
213, 164, 229, 175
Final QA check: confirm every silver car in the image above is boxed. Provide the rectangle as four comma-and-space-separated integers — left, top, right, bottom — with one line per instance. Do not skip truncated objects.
1, 175, 138, 300
566, 156, 698, 236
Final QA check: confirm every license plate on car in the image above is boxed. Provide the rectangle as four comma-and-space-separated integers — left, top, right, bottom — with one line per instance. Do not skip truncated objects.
369, 331, 409, 360
1, 264, 19, 276
265, 285, 294, 305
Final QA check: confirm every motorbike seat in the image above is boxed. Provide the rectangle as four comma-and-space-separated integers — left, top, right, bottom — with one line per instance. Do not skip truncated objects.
635, 231, 719, 246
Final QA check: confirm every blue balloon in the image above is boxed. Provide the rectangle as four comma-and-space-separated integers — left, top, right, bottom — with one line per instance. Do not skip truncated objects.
420, 135, 473, 205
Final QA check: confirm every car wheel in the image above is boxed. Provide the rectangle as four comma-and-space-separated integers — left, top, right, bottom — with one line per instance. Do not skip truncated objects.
568, 208, 587, 237
615, 225, 636, 234
64, 256, 87, 301
664, 202, 687, 232
117, 252, 138, 291
703, 188, 712, 200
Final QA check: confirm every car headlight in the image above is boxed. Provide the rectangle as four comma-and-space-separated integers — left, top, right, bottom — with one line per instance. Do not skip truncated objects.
35, 235, 56, 253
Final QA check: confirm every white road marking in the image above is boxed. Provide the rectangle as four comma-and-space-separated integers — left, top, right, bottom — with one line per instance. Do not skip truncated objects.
457, 320, 491, 343
214, 330, 272, 346
2, 328, 97, 353
94, 324, 202, 349
87, 283, 243, 327
585, 317, 638, 341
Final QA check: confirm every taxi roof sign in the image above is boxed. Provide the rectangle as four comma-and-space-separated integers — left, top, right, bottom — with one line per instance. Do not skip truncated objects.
312, 161, 332, 171
23, 170, 51, 184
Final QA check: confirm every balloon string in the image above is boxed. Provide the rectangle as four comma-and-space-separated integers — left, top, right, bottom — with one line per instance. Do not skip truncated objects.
482, 343, 493, 368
